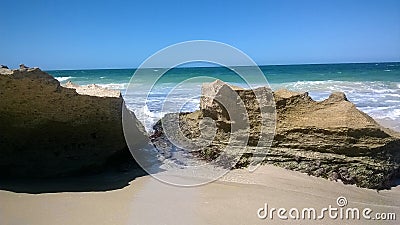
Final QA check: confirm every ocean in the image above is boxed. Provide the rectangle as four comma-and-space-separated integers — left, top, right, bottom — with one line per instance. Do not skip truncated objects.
47, 62, 400, 132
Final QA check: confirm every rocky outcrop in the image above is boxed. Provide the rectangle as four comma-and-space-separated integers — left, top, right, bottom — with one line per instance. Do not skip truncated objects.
200, 80, 275, 147
0, 67, 148, 178
273, 89, 399, 156
151, 80, 400, 189
65, 81, 121, 98
270, 89, 400, 189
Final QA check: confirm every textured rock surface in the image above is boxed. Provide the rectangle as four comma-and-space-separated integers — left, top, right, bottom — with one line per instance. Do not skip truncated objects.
152, 80, 400, 189
200, 80, 275, 147
0, 67, 148, 178
269, 89, 400, 189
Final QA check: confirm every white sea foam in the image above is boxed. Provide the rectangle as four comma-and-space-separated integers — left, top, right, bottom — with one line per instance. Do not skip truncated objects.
376, 109, 400, 120
385, 100, 400, 103
55, 76, 73, 82
390, 109, 400, 117
382, 93, 400, 97
384, 69, 391, 72
134, 105, 168, 132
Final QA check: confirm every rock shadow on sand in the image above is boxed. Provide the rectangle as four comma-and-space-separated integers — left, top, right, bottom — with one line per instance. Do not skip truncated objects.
0, 159, 149, 194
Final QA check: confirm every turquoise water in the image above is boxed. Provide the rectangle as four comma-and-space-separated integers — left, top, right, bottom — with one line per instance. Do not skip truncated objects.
48, 63, 400, 84
47, 62, 400, 131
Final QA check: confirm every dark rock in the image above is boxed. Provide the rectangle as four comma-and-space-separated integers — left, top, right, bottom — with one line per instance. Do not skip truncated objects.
19, 64, 29, 70
0, 67, 149, 178
330, 172, 339, 181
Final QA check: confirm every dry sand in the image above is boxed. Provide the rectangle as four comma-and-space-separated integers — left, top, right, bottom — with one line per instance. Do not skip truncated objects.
1, 165, 399, 225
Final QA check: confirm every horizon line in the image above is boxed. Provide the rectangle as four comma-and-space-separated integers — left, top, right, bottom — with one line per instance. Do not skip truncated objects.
40, 60, 400, 71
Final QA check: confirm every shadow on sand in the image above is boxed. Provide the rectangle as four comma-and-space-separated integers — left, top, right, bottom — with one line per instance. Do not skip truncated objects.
0, 168, 148, 194
0, 152, 154, 194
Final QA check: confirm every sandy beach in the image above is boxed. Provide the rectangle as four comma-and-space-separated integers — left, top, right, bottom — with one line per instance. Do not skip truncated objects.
1, 165, 398, 225
2, 1, 399, 224
1, 62, 398, 225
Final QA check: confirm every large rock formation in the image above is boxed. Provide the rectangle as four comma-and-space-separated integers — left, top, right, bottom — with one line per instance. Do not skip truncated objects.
151, 80, 400, 189
270, 89, 400, 189
0, 67, 148, 178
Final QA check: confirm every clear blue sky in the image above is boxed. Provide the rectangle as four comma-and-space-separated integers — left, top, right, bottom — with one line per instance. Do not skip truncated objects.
1, 0, 399, 70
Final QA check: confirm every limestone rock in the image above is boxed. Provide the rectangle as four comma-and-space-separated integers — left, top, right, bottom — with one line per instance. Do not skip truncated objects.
151, 80, 400, 189
64, 81, 121, 98
0, 67, 148, 178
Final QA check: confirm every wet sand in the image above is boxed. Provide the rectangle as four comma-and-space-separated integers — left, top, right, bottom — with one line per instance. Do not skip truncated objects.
1, 165, 399, 225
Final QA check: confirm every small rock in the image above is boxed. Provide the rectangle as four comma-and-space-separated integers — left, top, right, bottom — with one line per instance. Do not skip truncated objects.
330, 172, 339, 181
323, 92, 348, 103
19, 64, 29, 70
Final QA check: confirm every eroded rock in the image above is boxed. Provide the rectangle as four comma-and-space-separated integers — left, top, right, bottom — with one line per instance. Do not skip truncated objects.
0, 67, 148, 178
151, 80, 400, 189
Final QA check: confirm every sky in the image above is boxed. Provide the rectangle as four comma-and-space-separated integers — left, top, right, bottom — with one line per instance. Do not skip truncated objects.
0, 0, 399, 70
